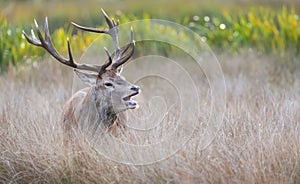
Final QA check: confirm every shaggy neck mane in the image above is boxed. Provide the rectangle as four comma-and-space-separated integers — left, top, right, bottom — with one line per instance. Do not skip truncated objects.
77, 86, 118, 131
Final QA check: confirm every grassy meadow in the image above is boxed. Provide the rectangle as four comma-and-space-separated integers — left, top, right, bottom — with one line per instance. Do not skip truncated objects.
0, 52, 299, 183
1, 0, 300, 183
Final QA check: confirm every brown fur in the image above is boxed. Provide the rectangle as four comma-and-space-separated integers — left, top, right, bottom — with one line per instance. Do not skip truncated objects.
61, 69, 139, 144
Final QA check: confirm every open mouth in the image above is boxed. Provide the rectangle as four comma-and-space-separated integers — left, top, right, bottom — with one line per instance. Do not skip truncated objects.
123, 91, 139, 109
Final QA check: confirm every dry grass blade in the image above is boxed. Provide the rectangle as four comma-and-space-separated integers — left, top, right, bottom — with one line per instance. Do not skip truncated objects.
0, 53, 300, 183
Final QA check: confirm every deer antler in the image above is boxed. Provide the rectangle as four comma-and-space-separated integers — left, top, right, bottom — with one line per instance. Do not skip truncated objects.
71, 8, 135, 71
23, 18, 112, 75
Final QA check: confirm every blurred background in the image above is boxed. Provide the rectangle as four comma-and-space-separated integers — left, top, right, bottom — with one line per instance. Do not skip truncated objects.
0, 0, 300, 73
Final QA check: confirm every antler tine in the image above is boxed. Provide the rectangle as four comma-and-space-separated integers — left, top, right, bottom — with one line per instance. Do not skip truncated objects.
111, 41, 135, 70
119, 27, 134, 56
71, 8, 117, 35
99, 47, 112, 75
22, 19, 42, 46
99, 8, 121, 56
101, 8, 116, 29
71, 9, 135, 71
111, 27, 135, 70
23, 18, 104, 73
71, 9, 120, 61
71, 22, 107, 34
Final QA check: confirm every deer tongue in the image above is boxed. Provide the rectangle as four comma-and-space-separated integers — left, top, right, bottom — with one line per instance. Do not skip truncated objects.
123, 92, 139, 109
125, 100, 138, 109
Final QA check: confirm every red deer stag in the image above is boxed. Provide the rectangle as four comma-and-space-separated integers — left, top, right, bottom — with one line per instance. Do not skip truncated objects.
23, 9, 140, 136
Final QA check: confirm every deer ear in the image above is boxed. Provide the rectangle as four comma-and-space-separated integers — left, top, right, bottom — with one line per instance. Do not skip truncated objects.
74, 69, 98, 86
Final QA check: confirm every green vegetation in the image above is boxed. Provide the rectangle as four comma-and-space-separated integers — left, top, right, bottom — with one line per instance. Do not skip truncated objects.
190, 6, 300, 55
0, 3, 300, 72
0, 15, 25, 73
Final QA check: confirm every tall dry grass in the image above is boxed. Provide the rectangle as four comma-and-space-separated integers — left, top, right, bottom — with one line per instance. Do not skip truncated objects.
0, 53, 300, 183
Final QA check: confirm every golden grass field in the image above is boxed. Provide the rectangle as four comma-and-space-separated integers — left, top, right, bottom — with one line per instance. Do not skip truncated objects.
0, 51, 299, 183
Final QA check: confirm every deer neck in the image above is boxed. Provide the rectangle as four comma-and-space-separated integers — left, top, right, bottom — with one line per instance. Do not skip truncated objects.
92, 87, 118, 127
76, 87, 118, 130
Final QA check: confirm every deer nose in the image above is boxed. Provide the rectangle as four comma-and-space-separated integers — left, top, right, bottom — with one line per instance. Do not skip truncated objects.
131, 86, 140, 93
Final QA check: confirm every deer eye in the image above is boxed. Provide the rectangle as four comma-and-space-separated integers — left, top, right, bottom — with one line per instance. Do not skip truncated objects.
104, 82, 114, 88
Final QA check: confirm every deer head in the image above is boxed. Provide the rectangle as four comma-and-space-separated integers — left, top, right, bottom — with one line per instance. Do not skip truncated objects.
23, 9, 140, 128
